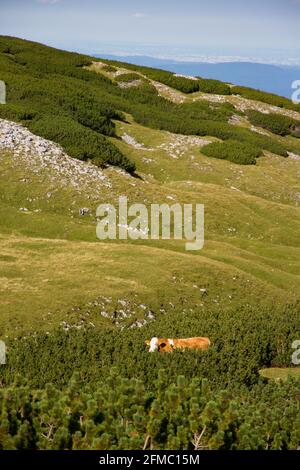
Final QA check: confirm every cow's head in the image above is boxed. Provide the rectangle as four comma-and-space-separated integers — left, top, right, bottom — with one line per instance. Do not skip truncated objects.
145, 337, 173, 353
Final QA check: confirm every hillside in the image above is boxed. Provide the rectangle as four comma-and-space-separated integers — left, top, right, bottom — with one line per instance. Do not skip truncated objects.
0, 37, 300, 450
0, 36, 300, 335
98, 54, 300, 99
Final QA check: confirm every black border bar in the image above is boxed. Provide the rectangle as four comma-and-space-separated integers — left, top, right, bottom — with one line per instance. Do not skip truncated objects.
0, 451, 299, 468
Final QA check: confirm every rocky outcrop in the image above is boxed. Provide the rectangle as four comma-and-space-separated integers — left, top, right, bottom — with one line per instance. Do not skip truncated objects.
0, 118, 111, 193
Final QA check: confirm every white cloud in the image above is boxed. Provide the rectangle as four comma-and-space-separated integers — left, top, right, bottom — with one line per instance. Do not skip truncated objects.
36, 0, 61, 4
132, 13, 146, 18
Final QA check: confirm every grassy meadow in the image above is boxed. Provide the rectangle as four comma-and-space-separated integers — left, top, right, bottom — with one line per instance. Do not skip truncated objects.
0, 36, 300, 449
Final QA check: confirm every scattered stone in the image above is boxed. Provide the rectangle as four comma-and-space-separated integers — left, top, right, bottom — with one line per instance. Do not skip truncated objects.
79, 207, 90, 216
250, 125, 270, 136
288, 152, 300, 161
145, 311, 155, 320
142, 157, 154, 164
158, 133, 211, 159
129, 319, 147, 329
174, 73, 198, 81
228, 114, 244, 125
121, 133, 154, 151
152, 81, 186, 104
0, 118, 111, 199
118, 79, 143, 89
200, 288, 208, 297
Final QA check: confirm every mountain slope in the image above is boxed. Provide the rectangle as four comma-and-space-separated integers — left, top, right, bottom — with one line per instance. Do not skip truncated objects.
98, 54, 300, 99
1, 36, 300, 452
0, 37, 299, 380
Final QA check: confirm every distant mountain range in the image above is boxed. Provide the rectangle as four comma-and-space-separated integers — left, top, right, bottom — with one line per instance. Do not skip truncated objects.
96, 54, 300, 99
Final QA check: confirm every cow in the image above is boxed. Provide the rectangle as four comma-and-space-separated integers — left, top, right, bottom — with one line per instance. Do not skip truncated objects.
145, 336, 211, 353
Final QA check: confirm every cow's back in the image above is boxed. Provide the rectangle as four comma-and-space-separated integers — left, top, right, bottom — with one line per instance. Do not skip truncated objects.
174, 337, 210, 350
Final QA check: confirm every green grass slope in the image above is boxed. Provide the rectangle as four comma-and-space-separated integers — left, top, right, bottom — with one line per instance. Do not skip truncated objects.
0, 36, 299, 391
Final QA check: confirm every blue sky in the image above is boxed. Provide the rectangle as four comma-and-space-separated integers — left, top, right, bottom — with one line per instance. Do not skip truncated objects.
1, 0, 300, 64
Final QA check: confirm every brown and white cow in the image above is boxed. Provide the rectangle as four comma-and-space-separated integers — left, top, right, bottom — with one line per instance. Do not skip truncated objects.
145, 337, 211, 353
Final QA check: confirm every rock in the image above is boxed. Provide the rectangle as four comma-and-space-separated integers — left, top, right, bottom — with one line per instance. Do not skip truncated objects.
79, 207, 90, 216
129, 319, 147, 329
145, 311, 155, 320
0, 118, 112, 199
100, 311, 110, 318
287, 152, 300, 161
291, 124, 300, 138
121, 133, 154, 151
118, 80, 143, 89
228, 114, 243, 125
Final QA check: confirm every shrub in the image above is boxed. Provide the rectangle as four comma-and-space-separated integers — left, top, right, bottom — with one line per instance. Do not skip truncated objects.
232, 85, 300, 113
0, 37, 136, 173
2, 302, 299, 390
197, 77, 231, 95
149, 71, 199, 94
201, 140, 261, 165
0, 36, 294, 170
291, 124, 300, 138
115, 73, 144, 83
0, 301, 299, 449
0, 372, 299, 450
101, 60, 200, 93
102, 59, 233, 95
129, 105, 289, 157
28, 115, 136, 173
246, 110, 299, 137
179, 100, 235, 122
0, 103, 37, 121
101, 64, 117, 73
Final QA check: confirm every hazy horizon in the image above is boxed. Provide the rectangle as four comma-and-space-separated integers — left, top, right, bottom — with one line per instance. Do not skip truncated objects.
1, 0, 300, 66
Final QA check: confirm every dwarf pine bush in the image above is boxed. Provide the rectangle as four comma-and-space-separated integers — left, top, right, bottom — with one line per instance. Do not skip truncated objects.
115, 73, 144, 83
0, 372, 299, 450
246, 110, 299, 137
0, 36, 296, 170
197, 77, 231, 95
232, 85, 300, 112
202, 140, 261, 165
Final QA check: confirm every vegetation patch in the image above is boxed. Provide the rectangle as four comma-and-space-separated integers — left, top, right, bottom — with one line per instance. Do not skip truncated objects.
104, 63, 201, 93
246, 110, 300, 137
2, 302, 299, 389
1, 36, 300, 451
28, 115, 135, 172
259, 367, 300, 381
0, 36, 295, 171
232, 85, 300, 113
0, 372, 299, 450
201, 140, 261, 165
197, 77, 231, 95
103, 59, 232, 96
0, 37, 135, 173
102, 64, 117, 73
2, 301, 298, 450
115, 73, 145, 83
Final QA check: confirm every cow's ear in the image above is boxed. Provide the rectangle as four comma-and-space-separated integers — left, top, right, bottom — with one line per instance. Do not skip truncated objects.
145, 340, 150, 346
